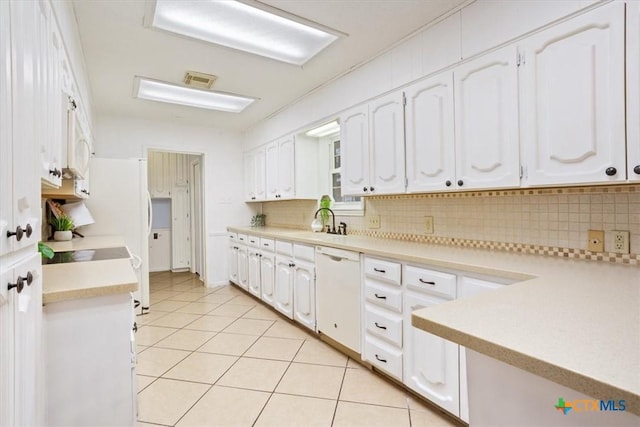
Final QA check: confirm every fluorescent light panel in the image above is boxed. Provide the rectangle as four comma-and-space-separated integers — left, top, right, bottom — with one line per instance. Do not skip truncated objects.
149, 0, 340, 65
134, 77, 256, 113
306, 120, 340, 138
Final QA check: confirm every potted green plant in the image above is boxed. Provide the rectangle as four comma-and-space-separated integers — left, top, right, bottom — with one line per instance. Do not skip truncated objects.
50, 215, 74, 241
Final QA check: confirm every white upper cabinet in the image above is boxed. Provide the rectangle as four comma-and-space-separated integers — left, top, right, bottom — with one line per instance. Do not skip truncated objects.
519, 2, 626, 186
340, 104, 369, 196
405, 73, 455, 193
341, 92, 405, 196
454, 46, 520, 190
244, 146, 266, 201
148, 151, 172, 198
265, 136, 295, 200
1, 0, 13, 257
628, 0, 640, 182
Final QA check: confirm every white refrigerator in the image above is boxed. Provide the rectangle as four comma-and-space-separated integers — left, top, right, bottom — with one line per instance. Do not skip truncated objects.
80, 157, 151, 313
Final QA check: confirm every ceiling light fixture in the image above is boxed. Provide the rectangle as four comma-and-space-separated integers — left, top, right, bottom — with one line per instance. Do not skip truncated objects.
305, 120, 340, 138
145, 0, 344, 66
133, 76, 257, 113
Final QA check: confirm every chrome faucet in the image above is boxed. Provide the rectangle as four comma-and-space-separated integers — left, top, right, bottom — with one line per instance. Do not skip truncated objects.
314, 208, 346, 235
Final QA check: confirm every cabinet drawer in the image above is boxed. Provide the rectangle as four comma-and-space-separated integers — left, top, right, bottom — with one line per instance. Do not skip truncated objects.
237, 234, 248, 244
365, 305, 402, 347
364, 258, 401, 285
364, 280, 402, 312
364, 336, 403, 381
294, 244, 314, 262
260, 238, 275, 252
275, 240, 293, 256
247, 235, 260, 248
404, 265, 456, 299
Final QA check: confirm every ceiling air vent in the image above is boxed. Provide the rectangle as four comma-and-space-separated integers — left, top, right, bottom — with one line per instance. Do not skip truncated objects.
183, 71, 217, 89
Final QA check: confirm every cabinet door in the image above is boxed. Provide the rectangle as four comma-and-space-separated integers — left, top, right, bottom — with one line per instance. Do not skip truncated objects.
368, 92, 406, 195
454, 46, 520, 190
228, 242, 239, 284
247, 250, 261, 297
10, 0, 41, 251
520, 2, 626, 186
243, 151, 256, 201
237, 246, 249, 291
148, 151, 171, 197
403, 292, 459, 416
254, 147, 266, 200
277, 136, 295, 199
293, 262, 315, 331
265, 141, 279, 199
0, 265, 15, 426
405, 73, 455, 193
0, 0, 13, 256
628, 1, 640, 182
172, 153, 189, 187
171, 187, 190, 270
274, 257, 294, 319
260, 252, 275, 307
340, 104, 369, 196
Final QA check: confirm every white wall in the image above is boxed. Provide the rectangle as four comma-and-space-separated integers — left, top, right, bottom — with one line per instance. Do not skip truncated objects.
94, 114, 256, 285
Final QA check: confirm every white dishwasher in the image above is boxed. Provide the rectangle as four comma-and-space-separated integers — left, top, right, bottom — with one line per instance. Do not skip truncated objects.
316, 246, 361, 353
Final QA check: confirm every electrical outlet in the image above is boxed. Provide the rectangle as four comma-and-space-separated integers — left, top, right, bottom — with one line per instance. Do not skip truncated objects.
367, 215, 381, 229
612, 230, 630, 254
424, 216, 434, 234
587, 230, 604, 253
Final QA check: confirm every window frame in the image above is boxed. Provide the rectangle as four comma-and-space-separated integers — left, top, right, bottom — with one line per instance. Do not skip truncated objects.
326, 133, 364, 216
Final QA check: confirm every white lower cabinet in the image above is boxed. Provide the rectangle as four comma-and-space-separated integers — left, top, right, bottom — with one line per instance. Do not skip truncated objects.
260, 250, 275, 307
227, 233, 239, 285
247, 248, 261, 298
293, 259, 315, 331
237, 244, 249, 291
274, 255, 294, 319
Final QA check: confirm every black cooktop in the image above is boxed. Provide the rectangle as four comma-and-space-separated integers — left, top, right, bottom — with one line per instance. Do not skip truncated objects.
43, 246, 131, 265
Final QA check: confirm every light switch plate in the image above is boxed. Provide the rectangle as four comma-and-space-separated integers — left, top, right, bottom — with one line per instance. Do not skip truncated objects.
587, 230, 604, 253
424, 216, 434, 234
367, 215, 381, 229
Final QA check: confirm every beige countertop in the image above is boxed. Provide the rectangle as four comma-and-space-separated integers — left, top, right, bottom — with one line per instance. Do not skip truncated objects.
42, 236, 138, 304
229, 226, 640, 416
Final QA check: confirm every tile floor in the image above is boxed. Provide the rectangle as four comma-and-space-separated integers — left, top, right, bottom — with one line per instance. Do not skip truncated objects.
136, 271, 460, 427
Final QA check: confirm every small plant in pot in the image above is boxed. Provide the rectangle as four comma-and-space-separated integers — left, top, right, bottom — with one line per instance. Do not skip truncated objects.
50, 215, 74, 241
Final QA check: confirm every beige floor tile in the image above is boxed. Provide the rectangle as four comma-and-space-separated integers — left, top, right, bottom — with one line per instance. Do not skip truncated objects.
254, 393, 337, 427
244, 336, 304, 361
208, 303, 253, 317
197, 293, 237, 304
167, 283, 201, 292
223, 318, 275, 335
149, 290, 182, 304
136, 344, 148, 354
226, 293, 259, 306
332, 401, 410, 427
151, 300, 191, 312
216, 357, 289, 392
184, 315, 237, 332
263, 320, 311, 340
137, 375, 156, 393
294, 338, 349, 367
166, 292, 203, 302
210, 285, 244, 295
155, 329, 216, 351
183, 286, 217, 295
174, 301, 221, 315
136, 347, 191, 377
148, 312, 203, 328
137, 422, 166, 427
176, 385, 270, 427
347, 357, 365, 369
163, 352, 238, 384
275, 362, 345, 399
197, 332, 259, 356
135, 326, 178, 346
136, 310, 169, 326
137, 378, 209, 426
241, 305, 281, 320
410, 408, 460, 427
339, 368, 409, 408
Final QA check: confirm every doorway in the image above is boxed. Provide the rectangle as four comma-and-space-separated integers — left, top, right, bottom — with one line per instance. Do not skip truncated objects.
147, 150, 205, 282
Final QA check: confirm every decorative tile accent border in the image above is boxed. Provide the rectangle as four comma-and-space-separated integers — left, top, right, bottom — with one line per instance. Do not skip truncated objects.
347, 228, 639, 266
368, 184, 639, 200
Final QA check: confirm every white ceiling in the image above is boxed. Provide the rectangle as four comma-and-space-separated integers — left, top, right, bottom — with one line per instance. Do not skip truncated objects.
72, 0, 465, 131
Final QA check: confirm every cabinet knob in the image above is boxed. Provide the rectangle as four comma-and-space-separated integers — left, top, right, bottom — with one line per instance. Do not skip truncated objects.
445, 180, 452, 187
25, 271, 33, 286
369, 186, 374, 192
7, 224, 31, 241
251, 196, 256, 200
457, 180, 464, 186
7, 276, 25, 294
605, 167, 617, 176
634, 165, 640, 175
363, 187, 368, 192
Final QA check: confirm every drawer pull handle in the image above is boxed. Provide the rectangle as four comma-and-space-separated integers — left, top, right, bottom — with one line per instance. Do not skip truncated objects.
374, 293, 387, 300
375, 354, 387, 363
374, 322, 387, 330
373, 268, 386, 273
419, 278, 436, 285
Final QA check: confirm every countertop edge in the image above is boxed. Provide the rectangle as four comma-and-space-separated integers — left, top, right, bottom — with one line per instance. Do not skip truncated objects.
43, 282, 138, 305
411, 313, 640, 416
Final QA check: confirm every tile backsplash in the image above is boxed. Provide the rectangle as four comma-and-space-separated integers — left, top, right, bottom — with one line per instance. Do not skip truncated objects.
261, 185, 640, 264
